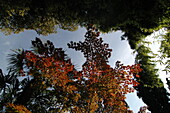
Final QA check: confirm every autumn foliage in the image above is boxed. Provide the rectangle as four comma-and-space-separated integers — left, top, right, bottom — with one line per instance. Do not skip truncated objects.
1, 25, 142, 113
5, 103, 31, 113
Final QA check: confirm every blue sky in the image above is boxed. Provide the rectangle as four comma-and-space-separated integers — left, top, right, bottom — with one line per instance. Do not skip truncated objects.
0, 27, 146, 112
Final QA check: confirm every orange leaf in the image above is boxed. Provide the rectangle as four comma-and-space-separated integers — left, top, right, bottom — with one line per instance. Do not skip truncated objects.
135, 75, 140, 78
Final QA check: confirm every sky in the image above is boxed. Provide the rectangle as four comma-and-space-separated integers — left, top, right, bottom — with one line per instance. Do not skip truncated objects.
0, 27, 147, 112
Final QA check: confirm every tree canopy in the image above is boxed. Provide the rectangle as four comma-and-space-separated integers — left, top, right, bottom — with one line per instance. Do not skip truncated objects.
134, 42, 170, 113
0, 27, 142, 113
0, 0, 169, 48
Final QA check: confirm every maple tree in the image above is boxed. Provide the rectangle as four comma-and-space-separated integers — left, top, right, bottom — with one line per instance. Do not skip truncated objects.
0, 26, 142, 112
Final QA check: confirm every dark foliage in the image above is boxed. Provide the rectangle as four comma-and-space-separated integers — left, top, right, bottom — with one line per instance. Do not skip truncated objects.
0, 0, 169, 48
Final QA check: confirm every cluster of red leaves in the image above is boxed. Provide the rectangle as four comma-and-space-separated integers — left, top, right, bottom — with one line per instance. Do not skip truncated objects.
24, 51, 74, 87
67, 25, 112, 70
76, 60, 141, 112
